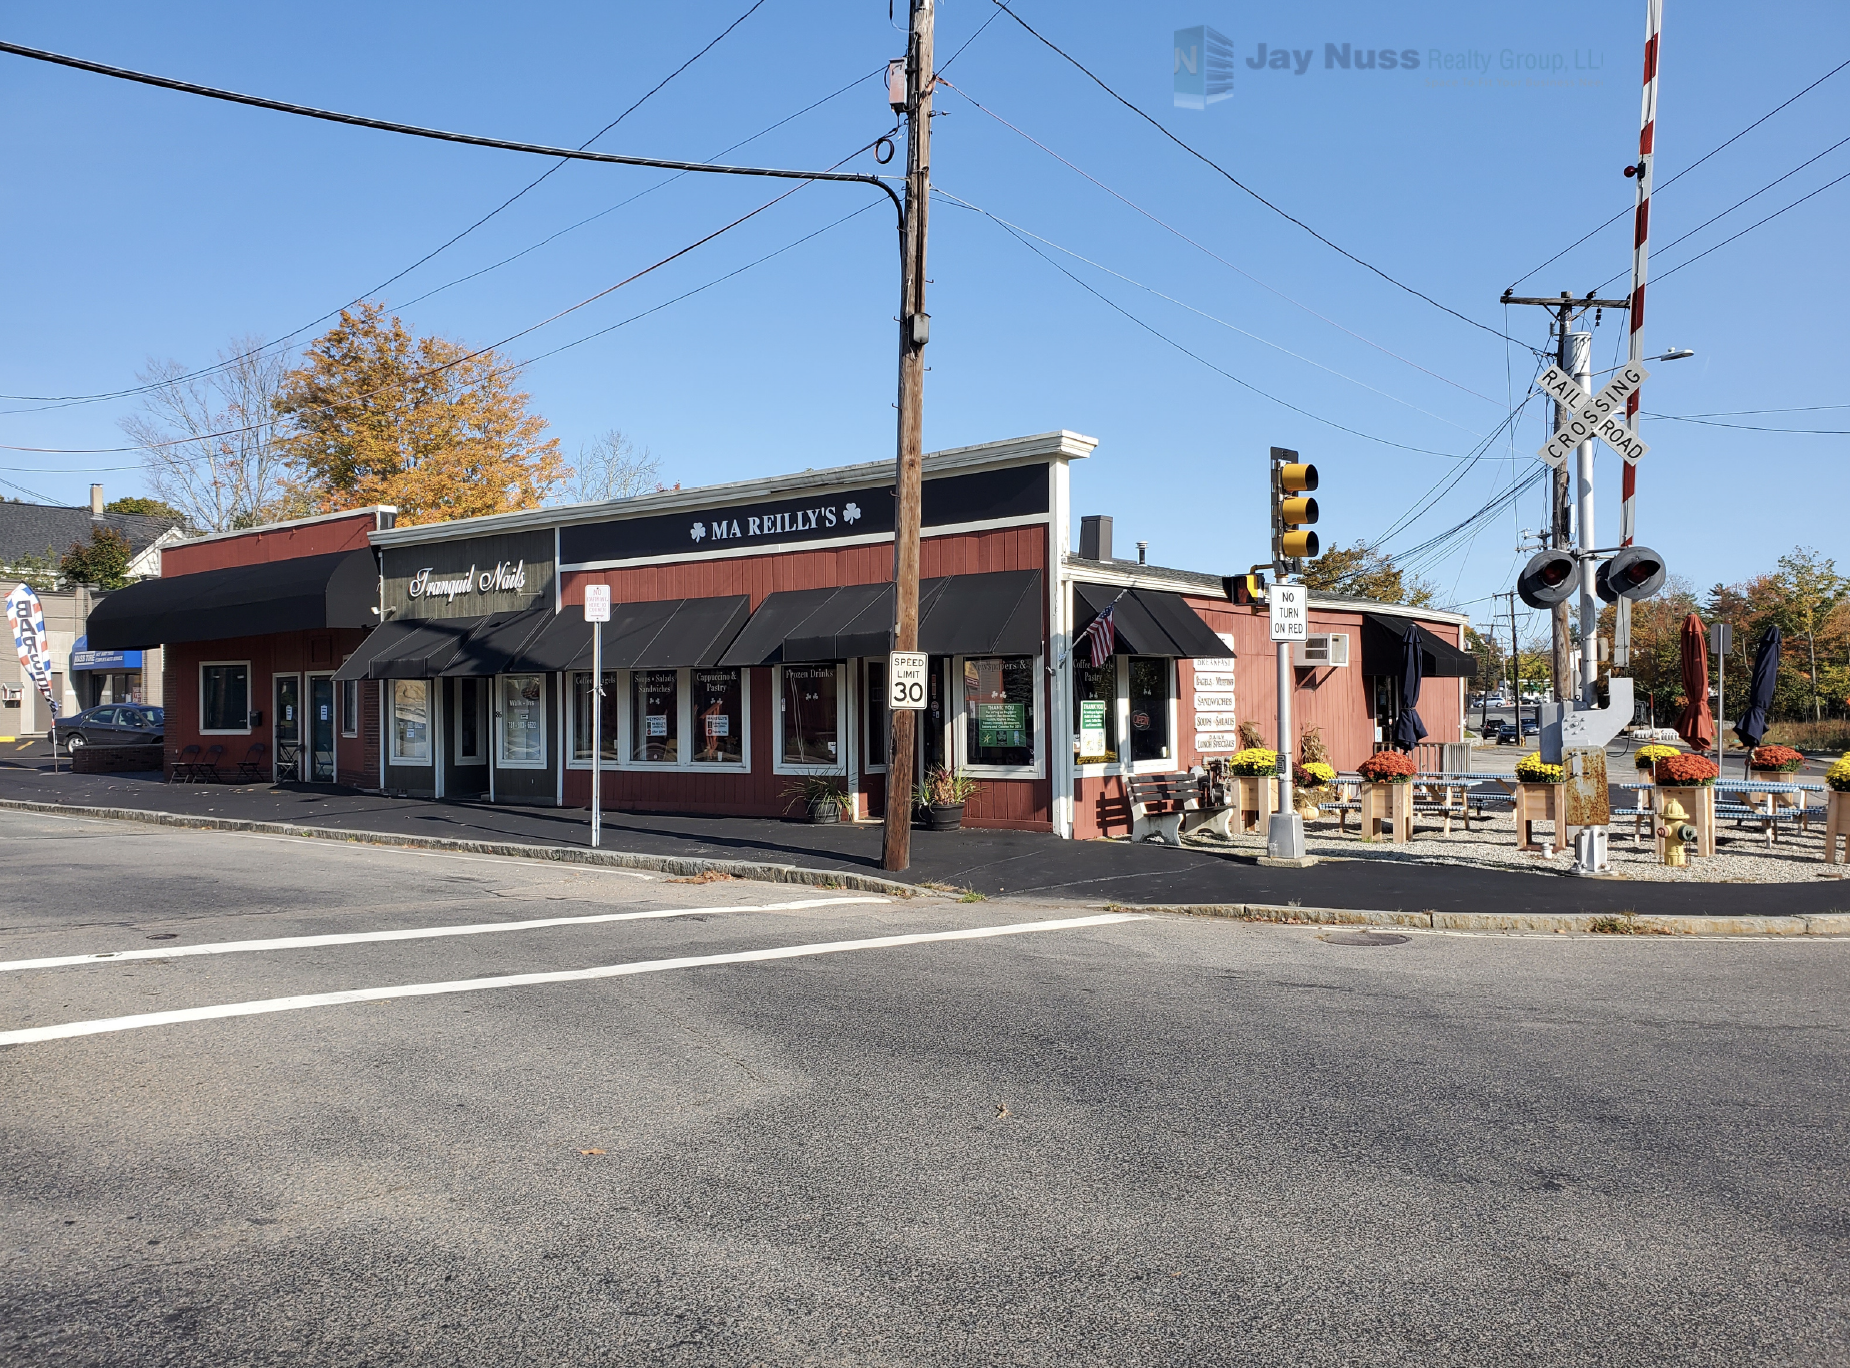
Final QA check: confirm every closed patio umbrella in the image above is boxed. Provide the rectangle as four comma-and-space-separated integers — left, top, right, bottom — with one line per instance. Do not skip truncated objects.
1733, 624, 1782, 753
1675, 612, 1714, 751
1394, 623, 1428, 750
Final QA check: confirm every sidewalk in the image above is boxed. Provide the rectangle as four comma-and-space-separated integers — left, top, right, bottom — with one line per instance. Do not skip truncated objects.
2, 762, 1844, 919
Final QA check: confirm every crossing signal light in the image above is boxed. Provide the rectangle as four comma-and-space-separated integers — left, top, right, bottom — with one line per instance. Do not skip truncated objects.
1596, 545, 1667, 603
1271, 447, 1319, 565
1517, 548, 1581, 608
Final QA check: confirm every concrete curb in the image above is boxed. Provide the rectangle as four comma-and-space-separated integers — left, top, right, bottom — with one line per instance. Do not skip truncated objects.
1109, 901, 1850, 937
0, 798, 919, 899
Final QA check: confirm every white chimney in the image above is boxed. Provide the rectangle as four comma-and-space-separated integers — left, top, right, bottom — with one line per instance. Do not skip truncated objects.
89, 483, 103, 516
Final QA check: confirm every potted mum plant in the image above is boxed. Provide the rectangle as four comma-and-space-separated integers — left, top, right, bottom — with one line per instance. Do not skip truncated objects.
1654, 752, 1720, 859
1826, 754, 1850, 866
782, 774, 855, 825
1293, 761, 1336, 820
1228, 746, 1280, 833
1749, 744, 1805, 776
1633, 743, 1679, 779
914, 765, 982, 831
1356, 749, 1416, 842
1512, 751, 1568, 853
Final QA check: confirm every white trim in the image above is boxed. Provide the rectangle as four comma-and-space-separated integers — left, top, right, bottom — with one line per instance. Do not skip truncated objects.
564, 668, 619, 769
951, 653, 1046, 781
388, 679, 433, 767
557, 512, 1052, 574
494, 673, 548, 770
568, 665, 755, 773
371, 432, 1098, 548
198, 660, 252, 735
772, 662, 847, 776
177, 505, 397, 548
688, 665, 752, 772
1049, 460, 1073, 837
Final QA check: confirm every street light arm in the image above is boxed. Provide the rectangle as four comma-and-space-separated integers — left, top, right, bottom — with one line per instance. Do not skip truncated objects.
0, 39, 907, 229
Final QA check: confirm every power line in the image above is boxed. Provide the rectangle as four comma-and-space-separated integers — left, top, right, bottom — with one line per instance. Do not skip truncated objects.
1651, 167, 1850, 284
1505, 56, 1850, 291
0, 9, 780, 408
1642, 413, 1850, 434
935, 75, 1506, 403
986, 0, 1530, 348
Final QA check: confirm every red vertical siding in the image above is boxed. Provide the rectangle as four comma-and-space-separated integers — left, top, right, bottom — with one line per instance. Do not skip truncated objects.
162, 512, 379, 575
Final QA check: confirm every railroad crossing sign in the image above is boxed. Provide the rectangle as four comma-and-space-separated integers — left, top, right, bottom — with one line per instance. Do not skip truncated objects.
1535, 360, 1650, 468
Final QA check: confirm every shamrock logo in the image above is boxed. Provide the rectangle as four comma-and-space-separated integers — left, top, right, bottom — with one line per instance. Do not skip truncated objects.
842, 502, 861, 525
689, 522, 706, 542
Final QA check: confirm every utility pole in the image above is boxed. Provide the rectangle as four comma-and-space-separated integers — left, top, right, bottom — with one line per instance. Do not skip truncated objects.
1499, 290, 1629, 708
882, 0, 934, 873
1508, 591, 1520, 714
1570, 327, 1597, 705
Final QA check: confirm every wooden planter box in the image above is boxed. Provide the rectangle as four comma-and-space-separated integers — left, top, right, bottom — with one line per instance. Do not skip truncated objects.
1360, 781, 1412, 843
1826, 790, 1850, 866
1232, 774, 1278, 834
1515, 782, 1567, 853
1654, 784, 1716, 861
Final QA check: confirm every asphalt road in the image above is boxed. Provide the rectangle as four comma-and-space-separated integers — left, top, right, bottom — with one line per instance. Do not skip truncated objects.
4, 812, 1847, 1366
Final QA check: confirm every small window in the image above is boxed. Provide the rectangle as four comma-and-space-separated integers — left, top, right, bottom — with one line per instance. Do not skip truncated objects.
569, 671, 619, 763
692, 667, 744, 764
962, 656, 1036, 769
498, 674, 546, 767
390, 679, 431, 764
779, 664, 840, 768
200, 663, 250, 733
1128, 656, 1172, 763
1073, 662, 1118, 763
863, 660, 888, 769
630, 669, 680, 763
457, 677, 488, 764
340, 678, 360, 738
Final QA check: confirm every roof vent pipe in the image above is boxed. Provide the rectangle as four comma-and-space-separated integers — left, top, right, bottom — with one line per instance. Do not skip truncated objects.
1136, 541, 1148, 565
90, 483, 104, 517
1079, 514, 1112, 563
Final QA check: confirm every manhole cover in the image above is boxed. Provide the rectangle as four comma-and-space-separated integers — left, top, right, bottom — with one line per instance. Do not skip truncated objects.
1321, 930, 1408, 946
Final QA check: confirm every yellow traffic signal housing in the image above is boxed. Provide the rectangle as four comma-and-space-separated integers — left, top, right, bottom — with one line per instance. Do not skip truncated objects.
1270, 448, 1320, 567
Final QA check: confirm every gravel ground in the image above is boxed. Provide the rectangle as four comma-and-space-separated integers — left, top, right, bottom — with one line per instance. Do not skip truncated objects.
1185, 803, 1847, 884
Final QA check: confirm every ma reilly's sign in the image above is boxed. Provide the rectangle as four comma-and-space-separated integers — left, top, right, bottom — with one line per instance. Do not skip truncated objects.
384, 529, 554, 618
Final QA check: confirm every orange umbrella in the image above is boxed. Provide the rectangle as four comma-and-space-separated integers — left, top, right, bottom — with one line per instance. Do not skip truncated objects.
1676, 612, 1714, 750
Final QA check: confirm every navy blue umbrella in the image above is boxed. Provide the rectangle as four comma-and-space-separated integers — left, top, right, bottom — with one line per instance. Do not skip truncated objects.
1733, 624, 1781, 751
1394, 624, 1428, 750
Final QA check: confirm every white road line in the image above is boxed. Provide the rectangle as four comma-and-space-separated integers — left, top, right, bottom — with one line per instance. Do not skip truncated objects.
0, 897, 890, 974
0, 913, 1146, 1046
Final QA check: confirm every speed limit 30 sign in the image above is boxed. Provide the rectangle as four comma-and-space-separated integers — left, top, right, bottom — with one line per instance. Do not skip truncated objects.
888, 651, 928, 710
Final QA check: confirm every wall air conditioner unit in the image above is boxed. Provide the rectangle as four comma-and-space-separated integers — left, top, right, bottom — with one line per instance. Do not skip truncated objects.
1292, 633, 1350, 668
0, 684, 21, 701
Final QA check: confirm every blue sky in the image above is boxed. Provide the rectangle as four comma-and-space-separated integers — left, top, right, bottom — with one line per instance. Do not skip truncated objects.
1, 1, 1845, 640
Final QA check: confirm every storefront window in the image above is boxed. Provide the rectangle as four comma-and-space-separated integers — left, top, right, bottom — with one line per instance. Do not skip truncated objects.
498, 674, 545, 767
200, 663, 249, 733
864, 660, 888, 768
1128, 657, 1172, 763
569, 671, 620, 762
963, 655, 1036, 769
391, 679, 430, 764
692, 667, 744, 764
457, 677, 486, 762
780, 664, 840, 767
1072, 662, 1118, 764
340, 678, 359, 738
630, 669, 680, 763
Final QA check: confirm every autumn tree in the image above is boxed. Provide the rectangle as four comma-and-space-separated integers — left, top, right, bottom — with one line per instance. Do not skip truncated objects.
1301, 540, 1436, 606
275, 302, 566, 526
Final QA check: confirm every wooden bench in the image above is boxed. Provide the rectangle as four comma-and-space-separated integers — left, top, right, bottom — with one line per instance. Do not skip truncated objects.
1125, 773, 1234, 848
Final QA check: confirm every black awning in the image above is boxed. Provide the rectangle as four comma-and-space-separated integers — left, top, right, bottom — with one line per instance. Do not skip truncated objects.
728, 571, 1045, 665
1360, 613, 1476, 679
332, 616, 483, 681
499, 595, 753, 674
438, 607, 555, 678
1072, 582, 1231, 660
86, 549, 378, 651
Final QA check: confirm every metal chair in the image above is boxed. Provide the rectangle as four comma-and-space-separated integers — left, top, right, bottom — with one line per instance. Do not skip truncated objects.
196, 743, 227, 783
235, 742, 269, 783
170, 744, 202, 783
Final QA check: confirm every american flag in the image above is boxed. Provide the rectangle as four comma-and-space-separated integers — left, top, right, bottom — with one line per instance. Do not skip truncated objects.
1080, 604, 1115, 668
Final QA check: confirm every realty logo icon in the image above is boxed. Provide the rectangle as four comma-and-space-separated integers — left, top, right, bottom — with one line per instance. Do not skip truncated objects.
1174, 26, 1234, 108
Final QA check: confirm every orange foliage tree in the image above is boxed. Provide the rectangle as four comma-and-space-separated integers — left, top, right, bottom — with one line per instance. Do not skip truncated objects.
275, 302, 566, 526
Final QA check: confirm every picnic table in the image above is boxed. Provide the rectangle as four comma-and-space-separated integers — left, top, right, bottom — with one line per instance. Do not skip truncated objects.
1714, 778, 1826, 847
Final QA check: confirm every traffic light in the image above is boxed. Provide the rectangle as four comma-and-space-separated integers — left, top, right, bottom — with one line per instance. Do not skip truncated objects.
1517, 548, 1581, 608
1270, 447, 1319, 568
1596, 545, 1667, 603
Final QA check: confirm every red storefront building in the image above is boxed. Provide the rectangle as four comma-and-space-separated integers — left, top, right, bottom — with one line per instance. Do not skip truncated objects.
89, 432, 1472, 838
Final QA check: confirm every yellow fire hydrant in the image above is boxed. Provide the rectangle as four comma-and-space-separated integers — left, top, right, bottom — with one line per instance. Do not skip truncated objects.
1659, 794, 1698, 867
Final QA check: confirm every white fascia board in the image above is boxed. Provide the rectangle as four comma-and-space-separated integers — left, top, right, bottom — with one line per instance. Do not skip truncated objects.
370, 431, 1098, 549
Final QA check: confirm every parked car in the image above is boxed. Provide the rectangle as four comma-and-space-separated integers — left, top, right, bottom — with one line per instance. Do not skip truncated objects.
55, 704, 163, 753
1495, 720, 1520, 744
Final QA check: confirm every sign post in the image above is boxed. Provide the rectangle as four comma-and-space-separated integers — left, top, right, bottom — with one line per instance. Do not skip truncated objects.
584, 584, 611, 848
1267, 583, 1309, 861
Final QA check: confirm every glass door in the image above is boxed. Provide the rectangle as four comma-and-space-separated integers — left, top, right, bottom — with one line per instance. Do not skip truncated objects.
308, 675, 336, 781
274, 674, 301, 781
